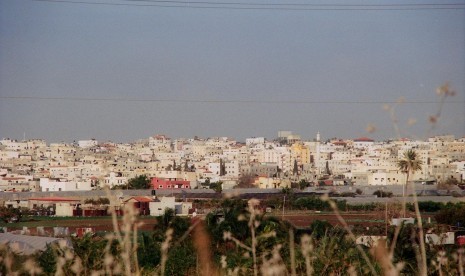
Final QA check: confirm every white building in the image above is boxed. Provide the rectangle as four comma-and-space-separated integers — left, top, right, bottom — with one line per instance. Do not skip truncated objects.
149, 197, 192, 216
39, 178, 91, 191
102, 172, 127, 188
78, 139, 98, 148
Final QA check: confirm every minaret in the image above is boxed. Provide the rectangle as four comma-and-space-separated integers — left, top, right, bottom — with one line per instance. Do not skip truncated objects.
316, 132, 321, 175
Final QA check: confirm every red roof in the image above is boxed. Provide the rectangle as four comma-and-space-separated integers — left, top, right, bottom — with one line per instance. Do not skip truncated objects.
2, 177, 26, 180
125, 196, 152, 203
354, 137, 374, 142
332, 141, 346, 146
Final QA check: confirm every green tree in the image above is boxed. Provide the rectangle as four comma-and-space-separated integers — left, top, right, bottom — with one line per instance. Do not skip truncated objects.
373, 189, 393, 198
70, 234, 108, 273
435, 202, 465, 226
325, 161, 331, 175
126, 175, 150, 189
184, 160, 189, 171
209, 181, 223, 193
298, 179, 310, 190
397, 149, 425, 274
219, 158, 226, 176
398, 149, 423, 216
293, 159, 298, 175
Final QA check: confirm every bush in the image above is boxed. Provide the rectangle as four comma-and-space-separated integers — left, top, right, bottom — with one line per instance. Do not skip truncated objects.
417, 201, 444, 212
373, 190, 393, 198
435, 202, 465, 226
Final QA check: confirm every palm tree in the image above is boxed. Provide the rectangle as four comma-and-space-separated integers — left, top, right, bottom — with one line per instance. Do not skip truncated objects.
397, 149, 427, 275
397, 149, 422, 217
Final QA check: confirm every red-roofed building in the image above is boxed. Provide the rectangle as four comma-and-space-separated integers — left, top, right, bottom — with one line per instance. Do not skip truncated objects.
123, 196, 153, 215
353, 137, 375, 149
151, 177, 191, 190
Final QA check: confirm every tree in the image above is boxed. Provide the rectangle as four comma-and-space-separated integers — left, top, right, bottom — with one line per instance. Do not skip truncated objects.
438, 177, 459, 191
126, 175, 150, 189
209, 181, 223, 193
397, 149, 422, 216
373, 190, 393, 198
298, 179, 310, 190
293, 159, 298, 175
325, 161, 331, 175
219, 159, 226, 176
397, 149, 425, 274
184, 160, 189, 171
236, 173, 256, 188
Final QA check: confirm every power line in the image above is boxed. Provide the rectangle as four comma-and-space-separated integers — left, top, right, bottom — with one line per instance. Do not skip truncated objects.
31, 0, 465, 11
129, 0, 465, 7
1, 95, 462, 104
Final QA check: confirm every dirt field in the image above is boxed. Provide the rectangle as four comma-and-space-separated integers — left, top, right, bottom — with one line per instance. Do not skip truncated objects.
3, 216, 158, 235
279, 212, 387, 229
3, 211, 436, 235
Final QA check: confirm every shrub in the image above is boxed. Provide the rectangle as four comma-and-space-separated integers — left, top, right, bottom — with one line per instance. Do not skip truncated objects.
373, 190, 393, 198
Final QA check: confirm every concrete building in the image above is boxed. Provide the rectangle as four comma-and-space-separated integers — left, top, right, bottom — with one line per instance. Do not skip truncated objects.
151, 177, 191, 190
149, 196, 192, 216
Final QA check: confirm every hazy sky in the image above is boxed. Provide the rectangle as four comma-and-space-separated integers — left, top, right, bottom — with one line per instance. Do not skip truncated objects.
1, 0, 464, 143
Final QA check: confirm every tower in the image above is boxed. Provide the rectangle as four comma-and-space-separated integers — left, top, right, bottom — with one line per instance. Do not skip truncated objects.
316, 132, 321, 175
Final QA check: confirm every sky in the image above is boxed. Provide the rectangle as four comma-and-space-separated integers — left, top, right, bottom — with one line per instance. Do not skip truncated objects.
0, 0, 464, 143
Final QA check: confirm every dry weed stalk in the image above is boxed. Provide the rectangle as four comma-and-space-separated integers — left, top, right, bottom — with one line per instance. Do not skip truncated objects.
371, 239, 402, 276
105, 187, 142, 275
383, 96, 405, 139
289, 228, 296, 276
300, 235, 314, 276
248, 198, 260, 276
260, 244, 286, 276
383, 83, 457, 275
160, 228, 173, 276
459, 248, 465, 276
223, 198, 287, 276
411, 185, 427, 275
192, 220, 218, 276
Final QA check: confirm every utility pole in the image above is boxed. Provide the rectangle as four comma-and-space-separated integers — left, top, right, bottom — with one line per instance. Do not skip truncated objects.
385, 200, 388, 237
282, 195, 286, 219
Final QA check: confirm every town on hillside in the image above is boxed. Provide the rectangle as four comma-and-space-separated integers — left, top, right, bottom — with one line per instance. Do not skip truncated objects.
1, 132, 464, 195
2, 132, 465, 275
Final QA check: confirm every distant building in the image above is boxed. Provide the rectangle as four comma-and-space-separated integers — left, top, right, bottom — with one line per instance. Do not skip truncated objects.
151, 177, 191, 190
353, 137, 375, 149
149, 196, 192, 216
124, 196, 152, 216
78, 139, 98, 148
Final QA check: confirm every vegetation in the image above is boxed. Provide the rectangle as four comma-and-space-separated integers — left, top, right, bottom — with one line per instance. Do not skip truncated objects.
373, 189, 393, 198
0, 206, 21, 223
84, 197, 110, 205
209, 181, 223, 193
1, 198, 465, 275
435, 202, 465, 227
112, 175, 150, 190
397, 149, 426, 275
397, 149, 423, 215
235, 173, 256, 188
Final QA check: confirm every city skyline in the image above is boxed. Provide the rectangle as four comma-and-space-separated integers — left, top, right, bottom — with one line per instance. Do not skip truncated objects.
0, 131, 463, 144
1, 0, 464, 142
